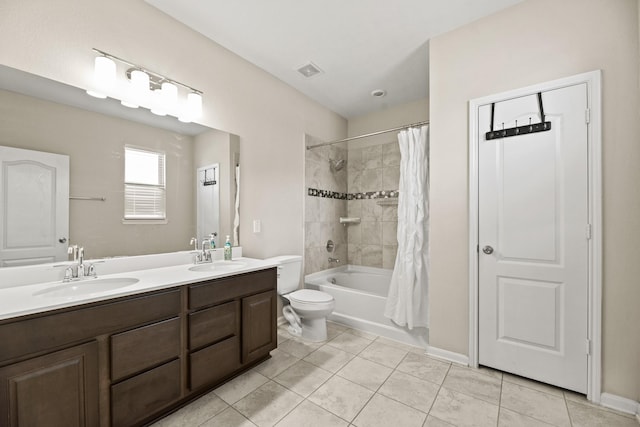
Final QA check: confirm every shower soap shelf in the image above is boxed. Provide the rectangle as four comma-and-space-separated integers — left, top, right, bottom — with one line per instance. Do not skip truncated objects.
376, 199, 398, 206
339, 217, 361, 225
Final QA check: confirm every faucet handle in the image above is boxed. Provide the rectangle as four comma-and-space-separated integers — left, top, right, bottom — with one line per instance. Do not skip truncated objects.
63, 267, 73, 282
86, 263, 97, 278
190, 237, 198, 251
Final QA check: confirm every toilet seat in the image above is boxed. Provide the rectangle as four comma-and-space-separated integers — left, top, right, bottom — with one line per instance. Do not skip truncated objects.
288, 289, 333, 304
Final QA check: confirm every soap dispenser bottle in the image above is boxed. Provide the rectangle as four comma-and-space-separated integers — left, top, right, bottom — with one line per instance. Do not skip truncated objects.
224, 235, 232, 261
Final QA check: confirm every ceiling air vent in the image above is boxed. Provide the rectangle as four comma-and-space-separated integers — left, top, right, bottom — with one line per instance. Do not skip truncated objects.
297, 62, 323, 78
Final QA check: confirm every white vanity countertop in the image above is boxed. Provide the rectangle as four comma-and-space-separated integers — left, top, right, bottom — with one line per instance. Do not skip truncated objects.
0, 257, 279, 321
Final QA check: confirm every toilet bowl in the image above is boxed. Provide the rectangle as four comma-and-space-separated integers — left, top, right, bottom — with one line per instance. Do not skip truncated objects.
266, 255, 335, 342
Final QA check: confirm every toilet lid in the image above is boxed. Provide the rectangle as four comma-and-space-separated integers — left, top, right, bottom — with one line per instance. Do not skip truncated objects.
288, 289, 333, 303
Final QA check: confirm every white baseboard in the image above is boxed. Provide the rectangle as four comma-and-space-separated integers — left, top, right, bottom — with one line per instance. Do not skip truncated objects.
425, 345, 469, 366
600, 392, 640, 416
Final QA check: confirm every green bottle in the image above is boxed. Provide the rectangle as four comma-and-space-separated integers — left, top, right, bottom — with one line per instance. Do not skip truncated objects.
224, 235, 232, 261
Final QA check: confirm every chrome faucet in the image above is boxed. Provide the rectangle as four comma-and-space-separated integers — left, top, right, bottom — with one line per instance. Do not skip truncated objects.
201, 239, 212, 263
328, 257, 340, 264
62, 245, 96, 282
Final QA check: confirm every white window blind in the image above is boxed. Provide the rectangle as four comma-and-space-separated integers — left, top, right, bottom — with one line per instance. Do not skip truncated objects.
124, 147, 166, 220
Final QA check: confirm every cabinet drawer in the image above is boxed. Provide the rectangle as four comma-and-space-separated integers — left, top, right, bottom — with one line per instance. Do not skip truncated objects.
189, 268, 276, 310
189, 301, 239, 350
111, 317, 181, 382
190, 336, 240, 390
111, 358, 181, 427
0, 289, 181, 363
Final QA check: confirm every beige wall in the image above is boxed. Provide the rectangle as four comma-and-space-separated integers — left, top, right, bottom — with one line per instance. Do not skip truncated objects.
429, 0, 640, 400
347, 98, 429, 144
0, 89, 194, 259
0, 0, 347, 261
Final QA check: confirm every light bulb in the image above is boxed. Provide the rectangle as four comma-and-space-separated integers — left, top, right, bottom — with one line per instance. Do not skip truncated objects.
187, 92, 203, 118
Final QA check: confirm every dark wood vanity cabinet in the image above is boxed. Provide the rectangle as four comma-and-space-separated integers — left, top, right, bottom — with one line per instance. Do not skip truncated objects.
0, 341, 99, 427
0, 267, 277, 427
187, 268, 277, 392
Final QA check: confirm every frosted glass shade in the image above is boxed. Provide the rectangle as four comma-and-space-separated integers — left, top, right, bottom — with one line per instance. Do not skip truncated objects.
86, 56, 116, 99
187, 92, 203, 118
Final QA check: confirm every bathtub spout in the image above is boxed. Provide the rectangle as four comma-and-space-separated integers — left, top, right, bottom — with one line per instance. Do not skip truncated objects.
328, 257, 340, 264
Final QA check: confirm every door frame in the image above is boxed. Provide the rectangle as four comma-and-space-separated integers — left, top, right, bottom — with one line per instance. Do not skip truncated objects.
467, 70, 602, 402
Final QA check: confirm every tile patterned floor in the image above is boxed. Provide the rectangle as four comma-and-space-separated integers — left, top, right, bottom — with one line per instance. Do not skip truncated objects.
152, 322, 639, 427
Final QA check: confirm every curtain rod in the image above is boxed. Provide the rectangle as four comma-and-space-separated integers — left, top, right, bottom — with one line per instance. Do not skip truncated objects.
306, 120, 429, 150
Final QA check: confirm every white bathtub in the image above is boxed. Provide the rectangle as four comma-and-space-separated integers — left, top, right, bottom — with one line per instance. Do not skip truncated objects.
305, 265, 428, 349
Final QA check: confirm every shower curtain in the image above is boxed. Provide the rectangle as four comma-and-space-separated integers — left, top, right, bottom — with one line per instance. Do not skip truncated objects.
384, 125, 429, 329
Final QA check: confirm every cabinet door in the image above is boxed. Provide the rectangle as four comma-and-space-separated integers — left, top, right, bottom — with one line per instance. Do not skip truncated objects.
242, 290, 277, 364
0, 341, 99, 427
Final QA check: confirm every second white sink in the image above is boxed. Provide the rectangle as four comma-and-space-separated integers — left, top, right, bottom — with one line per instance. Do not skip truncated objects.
188, 260, 247, 273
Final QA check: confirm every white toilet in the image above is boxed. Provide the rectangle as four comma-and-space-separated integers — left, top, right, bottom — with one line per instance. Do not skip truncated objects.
267, 255, 335, 342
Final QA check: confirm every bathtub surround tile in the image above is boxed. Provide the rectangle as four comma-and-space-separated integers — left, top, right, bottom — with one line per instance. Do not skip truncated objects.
430, 387, 500, 427
274, 400, 349, 427
361, 199, 382, 221
362, 145, 383, 169
253, 349, 300, 379
359, 340, 408, 368
566, 399, 639, 427
442, 365, 502, 405
308, 375, 374, 422
361, 245, 383, 268
214, 370, 270, 405
382, 142, 401, 167
337, 356, 393, 391
382, 166, 400, 189
361, 169, 383, 193
353, 393, 427, 427
232, 381, 303, 427
500, 381, 571, 427
382, 244, 398, 269
200, 407, 256, 427
381, 221, 398, 245
347, 243, 362, 265
152, 391, 228, 426
348, 148, 364, 172
381, 203, 398, 221
304, 344, 355, 373
327, 332, 372, 354
274, 360, 332, 397
378, 370, 440, 413
361, 221, 382, 245
396, 352, 451, 385
347, 222, 361, 244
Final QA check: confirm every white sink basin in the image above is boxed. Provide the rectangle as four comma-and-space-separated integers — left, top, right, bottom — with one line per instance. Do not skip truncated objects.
188, 261, 248, 273
33, 277, 140, 298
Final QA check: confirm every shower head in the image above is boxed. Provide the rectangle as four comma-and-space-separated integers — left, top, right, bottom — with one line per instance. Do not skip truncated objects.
329, 158, 346, 172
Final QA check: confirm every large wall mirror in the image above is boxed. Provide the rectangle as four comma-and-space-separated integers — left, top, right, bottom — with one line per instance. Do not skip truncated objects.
0, 65, 240, 267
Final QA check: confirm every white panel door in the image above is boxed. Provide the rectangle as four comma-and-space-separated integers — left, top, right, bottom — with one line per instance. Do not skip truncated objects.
196, 164, 220, 242
0, 146, 69, 267
478, 84, 589, 393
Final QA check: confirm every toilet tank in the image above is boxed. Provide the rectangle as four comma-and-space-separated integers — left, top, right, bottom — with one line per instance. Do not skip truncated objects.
265, 255, 302, 294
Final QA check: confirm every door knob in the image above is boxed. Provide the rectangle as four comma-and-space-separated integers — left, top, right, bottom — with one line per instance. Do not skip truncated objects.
59, 237, 67, 243
482, 245, 494, 254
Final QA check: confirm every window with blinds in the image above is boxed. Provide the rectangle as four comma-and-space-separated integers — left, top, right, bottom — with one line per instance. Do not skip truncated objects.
124, 147, 166, 220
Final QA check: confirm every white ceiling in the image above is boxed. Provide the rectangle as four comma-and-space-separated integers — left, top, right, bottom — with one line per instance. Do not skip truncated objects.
146, 0, 524, 119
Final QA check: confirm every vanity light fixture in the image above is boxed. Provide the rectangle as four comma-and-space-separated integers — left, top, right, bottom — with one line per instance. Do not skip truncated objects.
86, 48, 203, 122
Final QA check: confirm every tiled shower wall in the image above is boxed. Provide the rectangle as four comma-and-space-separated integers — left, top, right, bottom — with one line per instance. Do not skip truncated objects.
304, 137, 400, 274
304, 138, 347, 275
347, 141, 400, 269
